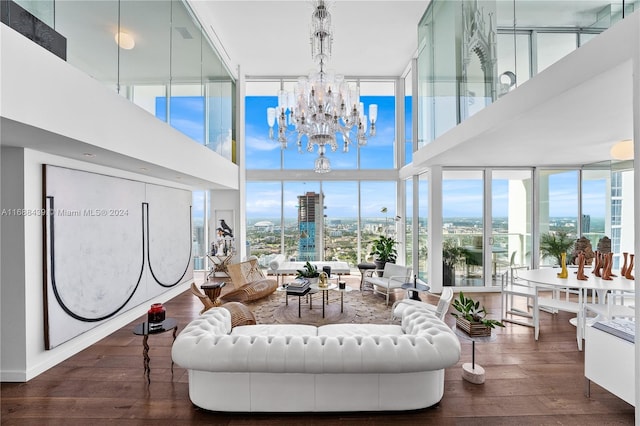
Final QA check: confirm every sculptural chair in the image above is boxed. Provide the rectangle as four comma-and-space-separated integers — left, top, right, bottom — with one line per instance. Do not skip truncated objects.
221, 258, 278, 303
391, 287, 454, 321
190, 283, 256, 327
190, 282, 216, 314
363, 263, 412, 305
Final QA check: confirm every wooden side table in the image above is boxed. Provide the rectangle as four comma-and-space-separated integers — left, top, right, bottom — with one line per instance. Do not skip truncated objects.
201, 282, 226, 305
132, 318, 178, 384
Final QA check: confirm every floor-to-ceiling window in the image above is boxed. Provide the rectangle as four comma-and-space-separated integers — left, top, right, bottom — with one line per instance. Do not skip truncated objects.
491, 169, 533, 283
538, 169, 579, 266
442, 170, 484, 287
245, 77, 400, 270
192, 190, 209, 270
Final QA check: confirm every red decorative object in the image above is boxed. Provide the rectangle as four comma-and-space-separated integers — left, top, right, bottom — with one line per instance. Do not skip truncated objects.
147, 303, 166, 324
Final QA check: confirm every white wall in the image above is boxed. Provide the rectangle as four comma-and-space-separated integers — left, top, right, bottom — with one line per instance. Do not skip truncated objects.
0, 20, 240, 381
1, 148, 194, 381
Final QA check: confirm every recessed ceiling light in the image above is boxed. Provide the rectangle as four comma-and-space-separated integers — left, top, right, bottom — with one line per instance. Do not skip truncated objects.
175, 176, 182, 180
114, 31, 135, 50
610, 139, 634, 160
139, 167, 148, 172
83, 153, 96, 158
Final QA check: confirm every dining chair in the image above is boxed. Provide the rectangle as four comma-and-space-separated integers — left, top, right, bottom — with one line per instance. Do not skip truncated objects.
584, 290, 635, 323
501, 260, 535, 328
534, 284, 584, 350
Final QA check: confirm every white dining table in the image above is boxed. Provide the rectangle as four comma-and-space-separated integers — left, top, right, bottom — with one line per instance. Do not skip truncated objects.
516, 268, 636, 350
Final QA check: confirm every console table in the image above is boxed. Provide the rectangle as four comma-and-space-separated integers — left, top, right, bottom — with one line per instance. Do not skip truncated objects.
584, 320, 635, 406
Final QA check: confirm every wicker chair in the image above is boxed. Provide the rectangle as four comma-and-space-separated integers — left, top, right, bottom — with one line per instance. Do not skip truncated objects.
221, 302, 257, 327
221, 259, 278, 303
190, 282, 256, 327
190, 282, 216, 314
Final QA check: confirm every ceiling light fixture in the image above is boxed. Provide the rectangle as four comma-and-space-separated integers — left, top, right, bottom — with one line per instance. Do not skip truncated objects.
610, 139, 634, 160
114, 31, 135, 50
267, 0, 377, 173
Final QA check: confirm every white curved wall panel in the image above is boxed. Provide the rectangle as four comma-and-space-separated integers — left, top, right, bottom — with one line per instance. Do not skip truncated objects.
43, 165, 193, 349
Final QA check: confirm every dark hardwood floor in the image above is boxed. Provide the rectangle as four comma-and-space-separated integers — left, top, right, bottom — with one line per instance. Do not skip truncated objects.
1, 275, 635, 425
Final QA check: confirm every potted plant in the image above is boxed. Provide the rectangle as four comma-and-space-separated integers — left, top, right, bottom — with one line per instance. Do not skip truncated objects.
442, 241, 470, 286
296, 261, 320, 284
450, 292, 504, 336
369, 235, 398, 270
540, 231, 574, 266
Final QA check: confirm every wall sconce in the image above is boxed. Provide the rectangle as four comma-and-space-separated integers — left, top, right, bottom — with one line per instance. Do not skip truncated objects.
610, 139, 634, 160
115, 31, 135, 50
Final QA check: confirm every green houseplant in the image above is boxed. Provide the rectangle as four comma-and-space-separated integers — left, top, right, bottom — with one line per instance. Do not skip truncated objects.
540, 231, 574, 265
442, 241, 470, 286
451, 292, 504, 336
369, 235, 398, 270
296, 261, 320, 279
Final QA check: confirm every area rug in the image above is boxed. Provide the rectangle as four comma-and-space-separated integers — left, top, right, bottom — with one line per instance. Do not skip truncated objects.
248, 284, 397, 326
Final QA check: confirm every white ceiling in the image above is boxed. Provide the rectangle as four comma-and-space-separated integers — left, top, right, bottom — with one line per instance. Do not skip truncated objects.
189, 0, 429, 77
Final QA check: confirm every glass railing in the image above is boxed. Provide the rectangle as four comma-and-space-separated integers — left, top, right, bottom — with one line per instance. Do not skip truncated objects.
8, 0, 235, 161
417, 0, 637, 149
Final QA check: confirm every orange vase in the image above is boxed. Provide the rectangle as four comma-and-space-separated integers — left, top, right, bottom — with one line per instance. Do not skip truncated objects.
624, 254, 634, 280
621, 252, 628, 276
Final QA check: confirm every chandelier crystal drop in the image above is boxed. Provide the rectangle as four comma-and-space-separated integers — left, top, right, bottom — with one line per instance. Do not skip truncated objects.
267, 0, 377, 173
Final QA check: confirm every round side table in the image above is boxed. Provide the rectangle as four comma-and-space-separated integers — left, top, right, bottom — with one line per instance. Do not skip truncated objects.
201, 282, 226, 305
453, 324, 495, 385
357, 263, 377, 291
333, 284, 353, 313
133, 318, 178, 384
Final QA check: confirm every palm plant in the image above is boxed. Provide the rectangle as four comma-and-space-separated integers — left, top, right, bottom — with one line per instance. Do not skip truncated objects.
540, 231, 574, 265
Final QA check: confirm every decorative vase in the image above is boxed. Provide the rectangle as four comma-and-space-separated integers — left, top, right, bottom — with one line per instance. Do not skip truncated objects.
593, 251, 601, 277
624, 254, 634, 280
443, 263, 455, 287
576, 253, 588, 280
456, 317, 491, 337
602, 253, 613, 280
557, 252, 568, 278
147, 303, 166, 325
621, 252, 628, 276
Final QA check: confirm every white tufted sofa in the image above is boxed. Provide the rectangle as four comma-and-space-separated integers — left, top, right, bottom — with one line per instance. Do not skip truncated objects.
171, 306, 461, 412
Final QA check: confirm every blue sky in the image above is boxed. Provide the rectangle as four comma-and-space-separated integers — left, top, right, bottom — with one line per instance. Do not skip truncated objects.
171, 95, 604, 220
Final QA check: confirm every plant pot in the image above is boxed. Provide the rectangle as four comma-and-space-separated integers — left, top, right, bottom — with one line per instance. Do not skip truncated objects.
373, 260, 387, 271
307, 277, 319, 285
456, 317, 491, 337
443, 263, 455, 286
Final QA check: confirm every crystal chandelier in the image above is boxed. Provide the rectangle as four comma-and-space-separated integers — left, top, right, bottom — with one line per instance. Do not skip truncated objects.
267, 0, 377, 173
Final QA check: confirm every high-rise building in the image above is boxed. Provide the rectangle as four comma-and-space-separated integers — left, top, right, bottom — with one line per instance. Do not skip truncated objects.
298, 192, 322, 261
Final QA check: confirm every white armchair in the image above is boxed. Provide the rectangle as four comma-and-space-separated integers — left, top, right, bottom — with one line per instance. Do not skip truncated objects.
363, 263, 412, 305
